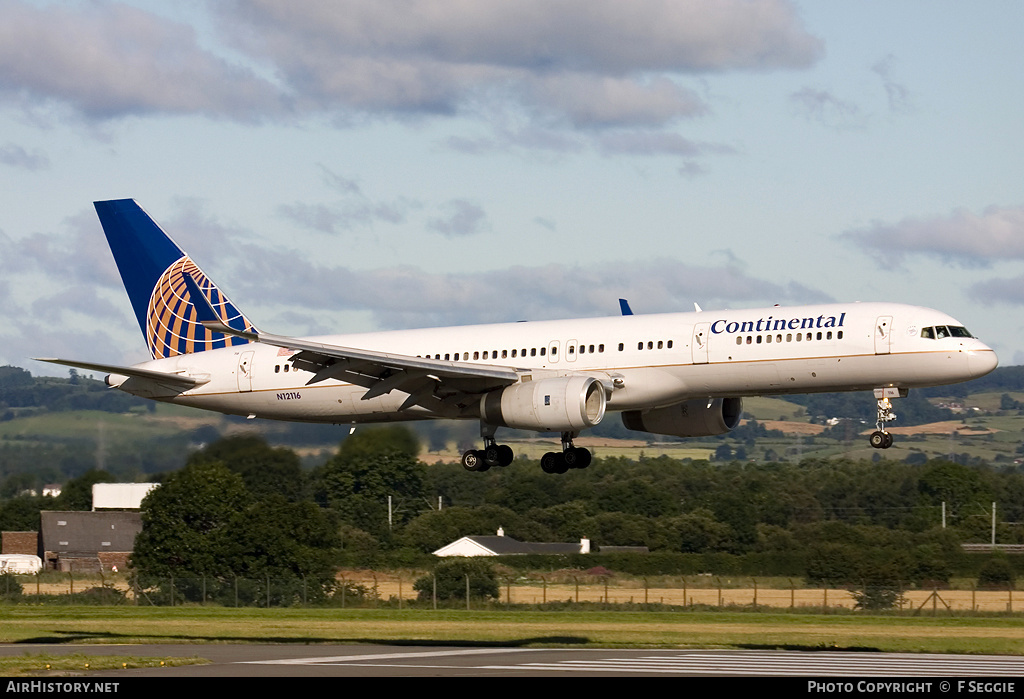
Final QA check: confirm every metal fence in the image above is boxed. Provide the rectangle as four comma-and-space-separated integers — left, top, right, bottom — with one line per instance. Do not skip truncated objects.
3, 571, 1021, 613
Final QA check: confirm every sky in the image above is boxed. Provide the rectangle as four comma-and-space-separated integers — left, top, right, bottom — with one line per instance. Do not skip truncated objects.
1, 0, 1022, 375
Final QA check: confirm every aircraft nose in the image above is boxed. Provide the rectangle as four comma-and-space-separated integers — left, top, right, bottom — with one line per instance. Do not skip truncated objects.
968, 347, 998, 378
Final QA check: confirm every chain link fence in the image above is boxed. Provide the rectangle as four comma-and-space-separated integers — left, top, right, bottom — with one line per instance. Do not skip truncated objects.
2, 570, 1021, 613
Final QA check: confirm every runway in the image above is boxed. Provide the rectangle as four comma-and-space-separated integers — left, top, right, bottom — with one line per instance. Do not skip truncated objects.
4, 644, 1024, 678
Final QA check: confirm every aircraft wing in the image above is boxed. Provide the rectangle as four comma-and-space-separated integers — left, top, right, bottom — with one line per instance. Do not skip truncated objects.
33, 358, 206, 390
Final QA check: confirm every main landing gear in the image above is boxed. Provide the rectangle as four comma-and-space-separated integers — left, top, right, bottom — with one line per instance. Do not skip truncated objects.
869, 387, 904, 449
461, 423, 514, 472
540, 432, 592, 474
460, 426, 593, 475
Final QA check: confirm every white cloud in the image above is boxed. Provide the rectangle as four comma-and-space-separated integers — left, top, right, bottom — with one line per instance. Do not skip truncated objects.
0, 0, 281, 120
426, 199, 489, 237
841, 205, 1024, 269
790, 87, 865, 130
215, 0, 822, 127
221, 245, 833, 330
0, 142, 49, 170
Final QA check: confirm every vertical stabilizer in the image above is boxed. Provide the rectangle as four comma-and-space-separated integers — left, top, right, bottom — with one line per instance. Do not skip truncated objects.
94, 199, 257, 359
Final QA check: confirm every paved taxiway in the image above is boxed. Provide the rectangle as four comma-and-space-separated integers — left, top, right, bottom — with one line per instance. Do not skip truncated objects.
3, 644, 1024, 677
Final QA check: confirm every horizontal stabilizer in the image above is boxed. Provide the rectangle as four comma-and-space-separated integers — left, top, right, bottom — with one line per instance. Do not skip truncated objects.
33, 358, 205, 390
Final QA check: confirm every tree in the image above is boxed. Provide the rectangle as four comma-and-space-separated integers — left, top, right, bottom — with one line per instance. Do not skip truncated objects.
413, 557, 499, 602
55, 469, 115, 511
188, 435, 305, 502
131, 461, 252, 577
313, 427, 426, 536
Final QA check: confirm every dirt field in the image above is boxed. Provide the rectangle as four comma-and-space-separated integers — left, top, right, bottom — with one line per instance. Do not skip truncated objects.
19, 574, 1021, 613
355, 579, 1020, 612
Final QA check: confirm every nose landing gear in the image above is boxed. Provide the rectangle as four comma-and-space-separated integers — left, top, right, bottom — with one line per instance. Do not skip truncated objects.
869, 388, 905, 449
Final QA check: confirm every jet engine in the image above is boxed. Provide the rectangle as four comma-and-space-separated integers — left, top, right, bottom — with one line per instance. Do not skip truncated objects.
621, 397, 743, 438
480, 376, 606, 432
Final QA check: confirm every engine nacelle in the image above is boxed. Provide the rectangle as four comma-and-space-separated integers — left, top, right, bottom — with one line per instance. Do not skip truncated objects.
480, 376, 606, 432
621, 397, 743, 438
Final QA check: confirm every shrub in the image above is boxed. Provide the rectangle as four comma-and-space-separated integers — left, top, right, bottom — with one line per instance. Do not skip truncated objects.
413, 558, 499, 602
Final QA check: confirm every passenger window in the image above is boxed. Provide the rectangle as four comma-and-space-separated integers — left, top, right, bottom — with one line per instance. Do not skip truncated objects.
512, 349, 517, 358
540, 347, 546, 356
816, 332, 822, 340
838, 331, 843, 339
275, 365, 280, 373
786, 334, 792, 342
765, 335, 772, 344
647, 341, 653, 349
667, 340, 673, 348
736, 337, 742, 345
568, 346, 575, 354
657, 341, 663, 349
531, 348, 537, 357
638, 342, 643, 350
618, 343, 624, 351
284, 364, 289, 372
756, 335, 762, 344
826, 332, 832, 340
746, 337, 752, 344
473, 351, 479, 360
599, 344, 605, 353
502, 350, 508, 358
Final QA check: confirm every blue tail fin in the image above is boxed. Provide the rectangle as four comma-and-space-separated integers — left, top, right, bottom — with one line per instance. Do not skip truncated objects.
94, 199, 258, 359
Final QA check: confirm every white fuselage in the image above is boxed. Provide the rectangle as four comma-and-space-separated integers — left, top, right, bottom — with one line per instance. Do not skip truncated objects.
110, 301, 997, 425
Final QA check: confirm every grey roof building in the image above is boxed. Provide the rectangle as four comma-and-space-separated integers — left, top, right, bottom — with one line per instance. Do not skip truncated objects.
433, 527, 590, 557
39, 511, 142, 572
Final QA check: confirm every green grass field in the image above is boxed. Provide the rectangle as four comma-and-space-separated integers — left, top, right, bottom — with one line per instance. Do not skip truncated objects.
1, 606, 1023, 656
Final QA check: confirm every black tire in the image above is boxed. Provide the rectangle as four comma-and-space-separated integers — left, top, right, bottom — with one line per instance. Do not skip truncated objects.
497, 444, 514, 466
484, 445, 501, 468
883, 432, 894, 449
869, 431, 886, 449
461, 449, 481, 471
575, 447, 592, 469
541, 452, 559, 474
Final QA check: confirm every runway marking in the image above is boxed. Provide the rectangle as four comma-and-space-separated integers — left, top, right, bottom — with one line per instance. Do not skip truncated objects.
484, 652, 1024, 676
241, 648, 541, 665
242, 649, 1024, 675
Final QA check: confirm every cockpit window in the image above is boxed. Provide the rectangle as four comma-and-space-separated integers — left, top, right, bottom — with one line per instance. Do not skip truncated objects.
921, 325, 973, 340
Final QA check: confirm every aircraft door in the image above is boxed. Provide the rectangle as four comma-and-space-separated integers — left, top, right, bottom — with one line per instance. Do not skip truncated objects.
237, 350, 255, 392
874, 316, 892, 355
692, 323, 710, 364
547, 341, 560, 363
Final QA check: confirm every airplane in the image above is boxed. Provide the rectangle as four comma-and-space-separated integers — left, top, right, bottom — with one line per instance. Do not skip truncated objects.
37, 199, 999, 474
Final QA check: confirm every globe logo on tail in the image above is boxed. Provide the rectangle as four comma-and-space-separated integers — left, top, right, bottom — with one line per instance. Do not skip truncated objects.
145, 256, 255, 359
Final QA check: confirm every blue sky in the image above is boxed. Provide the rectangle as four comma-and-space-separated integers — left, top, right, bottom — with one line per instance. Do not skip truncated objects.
1, 0, 1022, 375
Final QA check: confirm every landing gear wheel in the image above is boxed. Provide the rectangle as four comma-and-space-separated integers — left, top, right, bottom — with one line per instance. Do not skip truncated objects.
461, 449, 482, 471
541, 451, 568, 474
869, 431, 894, 449
573, 447, 592, 469
562, 446, 592, 469
483, 445, 502, 468
496, 444, 514, 467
